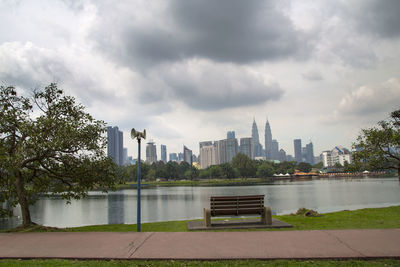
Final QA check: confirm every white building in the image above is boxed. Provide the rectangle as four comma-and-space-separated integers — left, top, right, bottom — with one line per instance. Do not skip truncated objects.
321, 146, 352, 168
200, 144, 217, 169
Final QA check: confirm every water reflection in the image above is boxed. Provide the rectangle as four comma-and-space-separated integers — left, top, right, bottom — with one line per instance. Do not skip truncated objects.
1, 177, 400, 230
107, 193, 125, 224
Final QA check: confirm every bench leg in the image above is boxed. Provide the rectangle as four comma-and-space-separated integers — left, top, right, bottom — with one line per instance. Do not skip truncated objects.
261, 206, 272, 225
204, 208, 211, 227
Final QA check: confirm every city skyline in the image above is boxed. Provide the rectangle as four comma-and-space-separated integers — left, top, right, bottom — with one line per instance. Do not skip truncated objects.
1, 1, 399, 159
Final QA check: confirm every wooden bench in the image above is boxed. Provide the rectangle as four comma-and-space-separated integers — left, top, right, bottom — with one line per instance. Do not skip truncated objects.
203, 195, 272, 227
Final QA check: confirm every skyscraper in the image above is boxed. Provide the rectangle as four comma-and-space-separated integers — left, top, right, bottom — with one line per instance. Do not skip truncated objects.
200, 144, 217, 169
278, 149, 287, 162
225, 138, 238, 162
251, 119, 262, 158
160, 144, 167, 163
264, 120, 273, 159
227, 131, 235, 139
305, 142, 314, 165
146, 141, 157, 164
215, 139, 227, 164
107, 126, 123, 166
271, 139, 279, 160
294, 139, 302, 163
240, 137, 253, 159
123, 148, 128, 165
183, 146, 193, 165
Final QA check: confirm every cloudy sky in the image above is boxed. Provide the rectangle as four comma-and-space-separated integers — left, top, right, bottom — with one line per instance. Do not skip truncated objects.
1, 0, 400, 158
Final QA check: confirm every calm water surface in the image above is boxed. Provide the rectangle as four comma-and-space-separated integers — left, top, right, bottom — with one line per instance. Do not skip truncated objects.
1, 177, 399, 229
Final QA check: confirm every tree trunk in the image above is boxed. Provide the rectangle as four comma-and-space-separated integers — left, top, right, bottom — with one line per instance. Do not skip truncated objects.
398, 168, 400, 181
15, 171, 32, 227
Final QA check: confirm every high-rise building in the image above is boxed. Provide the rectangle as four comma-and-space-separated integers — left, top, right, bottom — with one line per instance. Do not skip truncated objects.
146, 141, 157, 164
178, 152, 184, 161
240, 137, 253, 159
271, 139, 279, 160
169, 153, 178, 161
264, 120, 273, 159
278, 149, 287, 162
160, 144, 167, 163
200, 144, 217, 169
294, 139, 302, 163
107, 126, 124, 166
305, 142, 314, 165
227, 131, 235, 139
183, 146, 193, 165
226, 138, 238, 162
251, 119, 262, 158
215, 139, 227, 164
123, 148, 128, 165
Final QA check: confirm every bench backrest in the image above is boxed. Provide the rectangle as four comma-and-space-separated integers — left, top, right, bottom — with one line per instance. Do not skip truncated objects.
210, 195, 265, 216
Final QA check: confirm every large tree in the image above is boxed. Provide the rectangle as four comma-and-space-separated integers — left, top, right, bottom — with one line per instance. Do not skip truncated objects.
231, 153, 256, 178
353, 109, 400, 179
0, 84, 117, 227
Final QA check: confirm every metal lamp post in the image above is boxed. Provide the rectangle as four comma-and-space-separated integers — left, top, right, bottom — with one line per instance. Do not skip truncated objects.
131, 128, 146, 232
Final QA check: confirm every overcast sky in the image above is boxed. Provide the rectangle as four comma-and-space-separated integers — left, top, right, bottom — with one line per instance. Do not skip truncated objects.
1, 0, 400, 158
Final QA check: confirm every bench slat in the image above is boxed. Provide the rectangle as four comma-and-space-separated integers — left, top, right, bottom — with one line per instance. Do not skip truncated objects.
212, 209, 264, 216
211, 204, 264, 210
211, 200, 263, 206
210, 195, 264, 201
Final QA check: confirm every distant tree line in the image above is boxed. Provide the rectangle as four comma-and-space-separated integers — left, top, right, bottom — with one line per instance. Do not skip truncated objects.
118, 153, 318, 182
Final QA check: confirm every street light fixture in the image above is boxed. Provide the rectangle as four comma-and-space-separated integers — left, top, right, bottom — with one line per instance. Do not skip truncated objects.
131, 128, 146, 232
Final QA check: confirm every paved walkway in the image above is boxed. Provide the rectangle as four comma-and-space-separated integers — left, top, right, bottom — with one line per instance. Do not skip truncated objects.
0, 229, 399, 260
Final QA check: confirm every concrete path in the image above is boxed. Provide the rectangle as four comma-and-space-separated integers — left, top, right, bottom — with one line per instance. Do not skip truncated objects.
0, 229, 399, 260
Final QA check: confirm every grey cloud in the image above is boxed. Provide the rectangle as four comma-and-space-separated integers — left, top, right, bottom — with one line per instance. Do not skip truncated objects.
302, 70, 323, 81
351, 0, 400, 39
90, 0, 311, 68
0, 42, 116, 107
143, 61, 284, 111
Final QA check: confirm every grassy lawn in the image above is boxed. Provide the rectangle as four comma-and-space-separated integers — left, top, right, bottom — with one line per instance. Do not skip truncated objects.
5, 206, 400, 233
0, 259, 399, 267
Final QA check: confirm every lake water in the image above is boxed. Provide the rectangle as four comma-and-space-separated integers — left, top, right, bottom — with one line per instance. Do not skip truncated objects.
1, 176, 400, 230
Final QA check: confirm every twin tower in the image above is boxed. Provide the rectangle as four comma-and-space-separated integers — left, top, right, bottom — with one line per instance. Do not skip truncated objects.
252, 118, 276, 160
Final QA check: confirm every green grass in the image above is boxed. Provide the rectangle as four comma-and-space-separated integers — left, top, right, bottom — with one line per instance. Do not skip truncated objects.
0, 259, 399, 267
275, 205, 400, 230
5, 206, 399, 233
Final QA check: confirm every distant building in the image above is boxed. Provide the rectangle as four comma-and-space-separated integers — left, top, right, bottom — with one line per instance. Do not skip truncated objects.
200, 144, 217, 169
146, 141, 157, 164
305, 142, 314, 165
240, 137, 253, 159
286, 154, 294, 162
193, 154, 199, 163
215, 139, 227, 164
294, 139, 302, 163
123, 148, 128, 165
321, 146, 352, 168
278, 149, 287, 162
227, 131, 235, 139
107, 126, 124, 166
160, 144, 167, 163
226, 138, 238, 162
271, 139, 279, 160
183, 146, 193, 165
178, 152, 184, 161
169, 153, 178, 161
264, 120, 273, 159
252, 119, 262, 158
